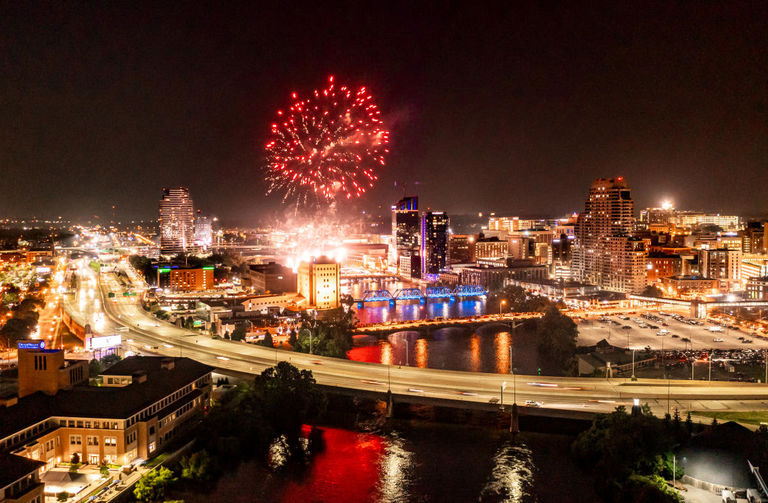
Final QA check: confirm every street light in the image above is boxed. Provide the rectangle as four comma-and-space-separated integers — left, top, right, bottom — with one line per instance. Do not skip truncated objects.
500, 299, 507, 316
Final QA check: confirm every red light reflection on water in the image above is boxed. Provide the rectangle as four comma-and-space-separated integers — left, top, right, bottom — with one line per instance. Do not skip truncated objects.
280, 427, 386, 502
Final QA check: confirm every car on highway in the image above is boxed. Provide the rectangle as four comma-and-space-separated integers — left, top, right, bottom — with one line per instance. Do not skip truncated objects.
622, 325, 632, 330
671, 334, 680, 338
524, 400, 543, 407
713, 338, 724, 342
681, 337, 691, 343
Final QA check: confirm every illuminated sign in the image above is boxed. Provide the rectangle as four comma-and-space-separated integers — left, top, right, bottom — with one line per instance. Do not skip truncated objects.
18, 340, 46, 350
202, 266, 214, 270
158, 268, 171, 273
86, 335, 122, 351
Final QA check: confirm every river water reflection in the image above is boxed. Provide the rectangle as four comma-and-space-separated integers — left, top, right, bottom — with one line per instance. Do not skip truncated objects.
178, 424, 546, 503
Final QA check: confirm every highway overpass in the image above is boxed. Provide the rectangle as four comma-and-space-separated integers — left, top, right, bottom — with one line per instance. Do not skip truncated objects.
64, 262, 768, 422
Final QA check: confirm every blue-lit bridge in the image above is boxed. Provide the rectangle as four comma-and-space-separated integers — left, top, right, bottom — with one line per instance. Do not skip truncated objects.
356, 285, 487, 308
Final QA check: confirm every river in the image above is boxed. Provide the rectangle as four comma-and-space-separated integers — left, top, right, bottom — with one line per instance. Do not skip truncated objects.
173, 423, 597, 502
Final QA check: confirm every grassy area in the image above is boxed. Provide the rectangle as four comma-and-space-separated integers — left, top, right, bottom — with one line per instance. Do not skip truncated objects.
145, 452, 169, 468
693, 410, 768, 426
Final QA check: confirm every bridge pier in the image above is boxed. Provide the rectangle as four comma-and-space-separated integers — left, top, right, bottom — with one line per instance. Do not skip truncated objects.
510, 403, 520, 434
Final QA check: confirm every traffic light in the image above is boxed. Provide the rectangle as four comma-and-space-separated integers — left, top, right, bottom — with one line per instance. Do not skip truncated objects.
537, 368, 541, 375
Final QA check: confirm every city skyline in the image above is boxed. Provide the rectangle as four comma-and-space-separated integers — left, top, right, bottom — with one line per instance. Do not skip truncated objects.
1, 2, 767, 221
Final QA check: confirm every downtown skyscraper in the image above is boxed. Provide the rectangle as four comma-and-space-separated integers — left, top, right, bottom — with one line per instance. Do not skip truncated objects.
158, 187, 195, 255
421, 211, 449, 278
572, 178, 647, 294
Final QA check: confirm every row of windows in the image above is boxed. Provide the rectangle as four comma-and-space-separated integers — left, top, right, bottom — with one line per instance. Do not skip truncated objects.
71, 435, 116, 446
61, 419, 119, 430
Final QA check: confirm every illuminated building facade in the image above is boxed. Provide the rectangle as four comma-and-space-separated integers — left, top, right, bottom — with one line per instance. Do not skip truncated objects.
157, 266, 214, 291
169, 267, 214, 291
747, 277, 768, 300
245, 262, 297, 294
699, 248, 741, 287
391, 196, 420, 278
475, 236, 507, 260
158, 187, 195, 255
573, 177, 646, 293
447, 234, 475, 264
0, 353, 212, 476
421, 211, 449, 277
297, 256, 340, 310
742, 222, 765, 254
193, 211, 213, 248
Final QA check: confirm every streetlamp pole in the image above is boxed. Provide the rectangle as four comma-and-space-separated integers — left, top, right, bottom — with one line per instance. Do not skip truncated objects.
631, 349, 636, 380
405, 338, 409, 367
501, 381, 506, 410
708, 351, 712, 382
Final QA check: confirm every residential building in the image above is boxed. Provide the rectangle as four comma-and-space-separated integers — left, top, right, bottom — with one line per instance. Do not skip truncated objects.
193, 211, 213, 248
158, 187, 195, 255
572, 177, 647, 294
699, 248, 741, 287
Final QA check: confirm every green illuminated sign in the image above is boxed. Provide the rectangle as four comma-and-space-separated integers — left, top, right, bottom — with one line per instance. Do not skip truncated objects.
202, 266, 214, 270
158, 268, 171, 273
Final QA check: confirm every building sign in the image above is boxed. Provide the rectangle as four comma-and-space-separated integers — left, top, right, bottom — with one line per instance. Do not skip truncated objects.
18, 340, 46, 350
86, 334, 122, 351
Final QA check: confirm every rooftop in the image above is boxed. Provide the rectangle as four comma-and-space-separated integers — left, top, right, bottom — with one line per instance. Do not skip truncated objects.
0, 357, 213, 441
0, 453, 44, 488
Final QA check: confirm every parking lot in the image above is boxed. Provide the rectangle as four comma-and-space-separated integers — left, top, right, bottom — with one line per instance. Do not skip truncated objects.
576, 312, 768, 351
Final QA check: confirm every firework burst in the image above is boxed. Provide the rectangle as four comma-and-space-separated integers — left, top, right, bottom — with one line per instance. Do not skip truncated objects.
265, 75, 389, 206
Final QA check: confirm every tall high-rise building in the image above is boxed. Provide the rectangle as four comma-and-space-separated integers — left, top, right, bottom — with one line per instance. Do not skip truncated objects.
158, 187, 194, 255
573, 177, 647, 293
392, 196, 420, 278
421, 211, 449, 277
194, 210, 213, 248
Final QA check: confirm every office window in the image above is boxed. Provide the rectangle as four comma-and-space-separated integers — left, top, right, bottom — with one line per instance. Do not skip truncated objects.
70, 435, 82, 445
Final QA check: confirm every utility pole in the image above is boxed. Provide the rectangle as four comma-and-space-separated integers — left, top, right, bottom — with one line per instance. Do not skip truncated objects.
708, 351, 712, 382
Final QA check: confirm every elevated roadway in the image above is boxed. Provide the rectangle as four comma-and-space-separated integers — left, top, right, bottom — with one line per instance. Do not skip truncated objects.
66, 263, 768, 422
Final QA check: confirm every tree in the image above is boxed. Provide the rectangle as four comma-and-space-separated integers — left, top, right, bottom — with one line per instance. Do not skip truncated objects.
133, 467, 177, 503
89, 359, 103, 376
252, 362, 327, 439
100, 353, 122, 368
100, 462, 110, 477
293, 308, 357, 358
641, 285, 664, 298
69, 453, 80, 472
231, 322, 248, 341
56, 491, 70, 502
288, 329, 298, 347
259, 330, 274, 348
536, 306, 578, 375
180, 449, 213, 482
572, 406, 683, 502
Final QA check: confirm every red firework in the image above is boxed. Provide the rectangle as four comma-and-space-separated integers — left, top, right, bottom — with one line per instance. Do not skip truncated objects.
265, 75, 389, 205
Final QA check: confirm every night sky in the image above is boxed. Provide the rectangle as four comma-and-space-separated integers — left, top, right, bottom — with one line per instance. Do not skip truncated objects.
1, 2, 766, 222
